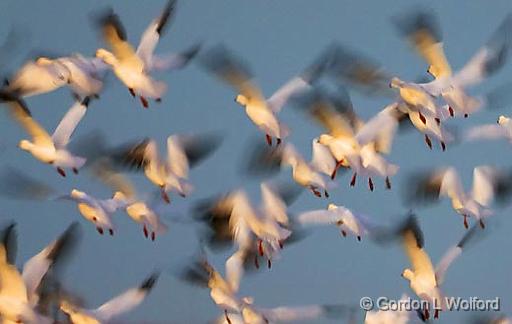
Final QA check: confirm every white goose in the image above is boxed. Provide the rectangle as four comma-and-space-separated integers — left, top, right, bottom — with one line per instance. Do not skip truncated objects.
60, 272, 159, 324
0, 167, 124, 236
297, 203, 379, 241
247, 139, 336, 198
96, 0, 199, 108
60, 189, 127, 236
397, 216, 481, 320
300, 87, 399, 190
91, 159, 169, 241
113, 133, 222, 204
200, 45, 330, 146
465, 115, 512, 143
193, 182, 295, 269
2, 97, 89, 177
407, 166, 512, 229
396, 10, 512, 118
0, 222, 80, 324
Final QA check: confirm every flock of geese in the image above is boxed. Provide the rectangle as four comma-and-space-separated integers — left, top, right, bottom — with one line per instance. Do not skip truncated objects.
1, 1, 512, 323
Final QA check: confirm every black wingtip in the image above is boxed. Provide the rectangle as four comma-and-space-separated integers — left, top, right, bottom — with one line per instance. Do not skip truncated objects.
183, 43, 201, 60
140, 272, 160, 291
1, 221, 17, 264
81, 97, 91, 108
156, 0, 177, 35
46, 222, 82, 263
96, 8, 127, 41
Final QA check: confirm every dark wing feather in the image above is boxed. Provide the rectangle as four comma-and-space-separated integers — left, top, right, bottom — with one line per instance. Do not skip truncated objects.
0, 222, 17, 265
110, 138, 151, 171
156, 0, 177, 35
403, 169, 444, 207
180, 132, 223, 168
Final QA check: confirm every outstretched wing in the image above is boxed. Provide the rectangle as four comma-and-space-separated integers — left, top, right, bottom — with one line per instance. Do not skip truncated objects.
393, 9, 452, 79
52, 98, 89, 149
136, 0, 177, 66
95, 272, 159, 321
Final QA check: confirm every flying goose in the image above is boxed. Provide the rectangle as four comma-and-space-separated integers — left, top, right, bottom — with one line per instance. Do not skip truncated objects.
199, 45, 331, 146
95, 0, 199, 108
111, 132, 222, 204
0, 222, 80, 324
297, 87, 399, 190
405, 166, 512, 229
1, 97, 90, 177
395, 9, 512, 118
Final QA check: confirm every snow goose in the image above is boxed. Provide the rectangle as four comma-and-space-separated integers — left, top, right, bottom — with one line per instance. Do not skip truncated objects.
296, 203, 380, 241
297, 87, 399, 190
0, 167, 124, 236
1, 97, 89, 177
181, 253, 244, 324
395, 10, 512, 118
245, 139, 337, 197
465, 115, 512, 143
111, 132, 222, 204
326, 45, 455, 149
193, 182, 299, 269
0, 222, 80, 324
393, 215, 483, 320
60, 272, 159, 324
90, 159, 169, 241
405, 166, 512, 229
95, 0, 199, 108
199, 45, 330, 146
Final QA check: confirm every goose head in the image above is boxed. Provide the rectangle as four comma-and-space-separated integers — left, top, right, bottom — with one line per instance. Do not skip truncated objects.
235, 94, 249, 107
401, 268, 414, 282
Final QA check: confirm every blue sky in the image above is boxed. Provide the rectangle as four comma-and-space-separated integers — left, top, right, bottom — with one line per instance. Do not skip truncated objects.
0, 0, 511, 323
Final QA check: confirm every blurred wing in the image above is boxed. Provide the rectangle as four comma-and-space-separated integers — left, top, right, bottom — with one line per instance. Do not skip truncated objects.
471, 166, 502, 206
51, 99, 89, 148
296, 209, 339, 226
310, 139, 336, 176
110, 138, 153, 172
301, 87, 358, 138
0, 167, 55, 200
262, 304, 351, 322
402, 217, 435, 277
260, 182, 288, 225
6, 99, 52, 146
328, 44, 393, 96
199, 45, 266, 103
148, 43, 201, 71
435, 225, 479, 285
91, 159, 137, 199
464, 124, 509, 142
97, 10, 137, 62
452, 14, 512, 88
0, 223, 28, 303
393, 9, 452, 78
170, 132, 223, 171
22, 223, 81, 304
95, 272, 159, 321
440, 167, 464, 202
355, 103, 399, 153
167, 135, 189, 178
136, 0, 176, 66
225, 249, 245, 293
403, 169, 445, 206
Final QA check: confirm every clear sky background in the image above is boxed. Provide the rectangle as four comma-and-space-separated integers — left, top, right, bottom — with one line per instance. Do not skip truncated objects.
0, 0, 511, 323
